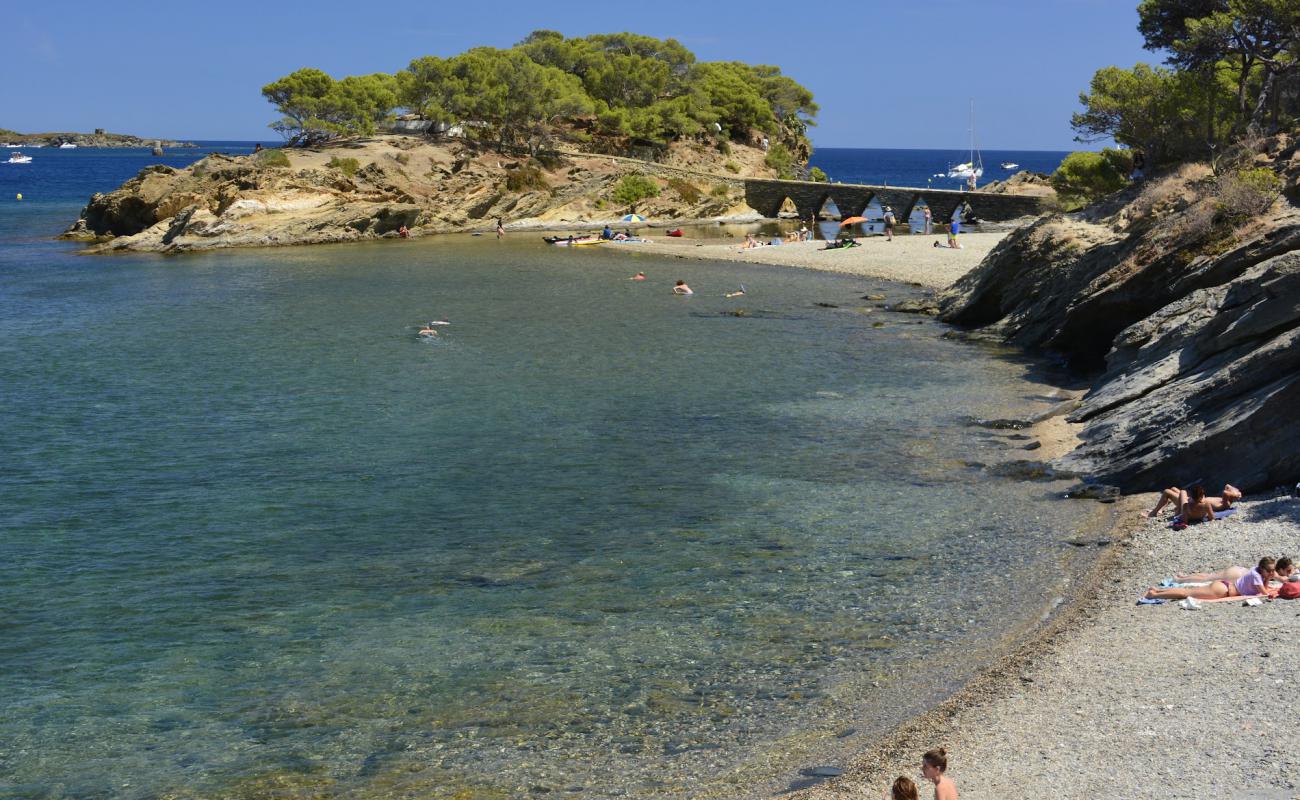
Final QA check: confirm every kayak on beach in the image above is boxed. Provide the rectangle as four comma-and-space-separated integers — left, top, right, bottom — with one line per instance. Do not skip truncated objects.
544, 235, 603, 246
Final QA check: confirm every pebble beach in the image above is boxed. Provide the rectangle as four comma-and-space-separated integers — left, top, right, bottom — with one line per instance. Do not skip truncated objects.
608, 230, 1011, 289
605, 230, 1300, 799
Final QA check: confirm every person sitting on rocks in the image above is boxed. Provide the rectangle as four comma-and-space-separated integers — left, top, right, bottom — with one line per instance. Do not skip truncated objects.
1145, 482, 1240, 518
1144, 557, 1277, 601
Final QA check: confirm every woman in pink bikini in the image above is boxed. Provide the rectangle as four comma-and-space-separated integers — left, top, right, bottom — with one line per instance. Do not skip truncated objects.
1143, 557, 1277, 601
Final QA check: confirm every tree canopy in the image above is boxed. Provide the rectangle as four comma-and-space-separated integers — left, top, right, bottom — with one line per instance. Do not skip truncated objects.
1074, 0, 1300, 165
263, 31, 817, 159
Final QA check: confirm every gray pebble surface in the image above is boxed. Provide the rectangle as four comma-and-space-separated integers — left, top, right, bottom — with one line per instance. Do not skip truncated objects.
783, 493, 1300, 800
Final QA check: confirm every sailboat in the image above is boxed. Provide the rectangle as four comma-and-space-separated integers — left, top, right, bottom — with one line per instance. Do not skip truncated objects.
945, 99, 984, 186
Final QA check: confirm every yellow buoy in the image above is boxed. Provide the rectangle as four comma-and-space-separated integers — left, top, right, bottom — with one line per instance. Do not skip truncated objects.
15, 193, 21, 200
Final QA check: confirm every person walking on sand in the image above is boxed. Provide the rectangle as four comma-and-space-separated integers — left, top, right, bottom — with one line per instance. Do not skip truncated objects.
1146, 482, 1241, 518
883, 206, 896, 241
922, 749, 958, 800
672, 280, 693, 295
1144, 557, 1277, 601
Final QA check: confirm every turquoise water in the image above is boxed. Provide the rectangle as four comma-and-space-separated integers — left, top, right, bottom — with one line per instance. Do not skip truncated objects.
1, 148, 1102, 799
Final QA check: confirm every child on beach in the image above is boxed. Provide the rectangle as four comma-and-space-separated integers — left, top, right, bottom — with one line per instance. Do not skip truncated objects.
922, 748, 958, 800
1144, 557, 1277, 601
886, 776, 919, 800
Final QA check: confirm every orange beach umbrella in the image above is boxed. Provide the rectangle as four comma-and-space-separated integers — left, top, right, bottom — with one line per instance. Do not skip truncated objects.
838, 216, 869, 226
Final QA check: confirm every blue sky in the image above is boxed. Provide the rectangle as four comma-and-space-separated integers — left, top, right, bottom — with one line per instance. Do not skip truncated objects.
4, 0, 1153, 150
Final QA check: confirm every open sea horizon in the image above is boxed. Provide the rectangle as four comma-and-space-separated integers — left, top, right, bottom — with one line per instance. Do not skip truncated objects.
1, 142, 1096, 799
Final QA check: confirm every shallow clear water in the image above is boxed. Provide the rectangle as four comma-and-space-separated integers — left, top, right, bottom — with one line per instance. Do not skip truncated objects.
1, 146, 1100, 800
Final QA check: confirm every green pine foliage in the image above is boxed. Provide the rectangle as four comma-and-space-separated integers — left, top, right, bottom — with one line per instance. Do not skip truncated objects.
262, 31, 817, 161
1050, 149, 1135, 208
613, 174, 660, 209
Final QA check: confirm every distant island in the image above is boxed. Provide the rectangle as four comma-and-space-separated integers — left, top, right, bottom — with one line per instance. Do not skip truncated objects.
1, 128, 196, 149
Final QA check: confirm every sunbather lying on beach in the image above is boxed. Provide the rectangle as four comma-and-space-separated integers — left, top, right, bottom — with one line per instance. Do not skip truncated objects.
1176, 556, 1293, 583
1144, 557, 1277, 600
1142, 483, 1215, 523
1146, 482, 1241, 517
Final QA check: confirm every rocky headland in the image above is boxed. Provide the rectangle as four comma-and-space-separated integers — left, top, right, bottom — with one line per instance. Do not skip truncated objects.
937, 134, 1300, 494
4, 130, 196, 148
61, 135, 773, 253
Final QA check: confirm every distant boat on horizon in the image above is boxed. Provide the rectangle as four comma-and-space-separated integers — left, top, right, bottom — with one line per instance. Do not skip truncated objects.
58, 142, 77, 149
1001, 161, 1019, 170
6, 152, 33, 164
944, 100, 983, 186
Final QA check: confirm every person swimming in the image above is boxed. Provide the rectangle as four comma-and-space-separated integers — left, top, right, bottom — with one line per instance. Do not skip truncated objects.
724, 285, 746, 298
417, 320, 448, 336
672, 280, 693, 295
631, 272, 646, 281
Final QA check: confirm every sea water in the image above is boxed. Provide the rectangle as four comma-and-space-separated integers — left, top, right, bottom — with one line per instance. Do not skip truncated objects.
0, 145, 1096, 799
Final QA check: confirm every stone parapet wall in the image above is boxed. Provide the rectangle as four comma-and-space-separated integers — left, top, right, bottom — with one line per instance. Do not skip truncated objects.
744, 178, 1050, 222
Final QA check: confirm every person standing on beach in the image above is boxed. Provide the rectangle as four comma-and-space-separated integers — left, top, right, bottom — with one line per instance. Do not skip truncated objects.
947, 219, 961, 249
883, 206, 896, 241
923, 207, 932, 235
922, 748, 958, 800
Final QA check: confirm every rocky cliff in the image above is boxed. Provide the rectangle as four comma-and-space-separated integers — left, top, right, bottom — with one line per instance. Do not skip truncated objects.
938, 136, 1300, 493
62, 136, 768, 253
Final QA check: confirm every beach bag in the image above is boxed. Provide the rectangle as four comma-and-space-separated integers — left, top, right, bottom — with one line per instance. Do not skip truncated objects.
1278, 582, 1300, 600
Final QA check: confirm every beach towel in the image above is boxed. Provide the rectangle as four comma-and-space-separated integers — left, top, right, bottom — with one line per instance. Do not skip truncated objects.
1136, 596, 1166, 605
1169, 508, 1236, 528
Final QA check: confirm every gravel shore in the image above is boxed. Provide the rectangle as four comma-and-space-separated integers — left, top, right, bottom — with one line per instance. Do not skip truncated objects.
782, 493, 1300, 800
607, 227, 1300, 799
605, 231, 1010, 289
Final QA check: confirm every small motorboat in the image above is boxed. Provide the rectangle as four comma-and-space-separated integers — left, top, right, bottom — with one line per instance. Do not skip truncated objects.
1000, 161, 1019, 170
544, 235, 603, 246
666, 229, 684, 237
6, 152, 32, 164
58, 142, 78, 149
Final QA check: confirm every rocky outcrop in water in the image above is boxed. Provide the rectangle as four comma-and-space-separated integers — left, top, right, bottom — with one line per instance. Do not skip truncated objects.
939, 137, 1300, 493
62, 135, 766, 253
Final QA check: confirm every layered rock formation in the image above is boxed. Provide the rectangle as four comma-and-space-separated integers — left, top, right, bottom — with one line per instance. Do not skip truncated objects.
939, 138, 1300, 493
63, 136, 764, 253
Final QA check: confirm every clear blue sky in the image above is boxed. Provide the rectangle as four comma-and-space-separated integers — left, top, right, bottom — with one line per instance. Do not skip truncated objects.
4, 0, 1154, 150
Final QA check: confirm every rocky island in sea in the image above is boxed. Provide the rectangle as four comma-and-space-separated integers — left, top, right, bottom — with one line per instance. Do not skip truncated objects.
61, 31, 816, 253
1, 127, 196, 149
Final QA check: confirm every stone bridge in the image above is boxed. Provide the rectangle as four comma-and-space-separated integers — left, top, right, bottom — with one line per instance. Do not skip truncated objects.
743, 178, 1050, 223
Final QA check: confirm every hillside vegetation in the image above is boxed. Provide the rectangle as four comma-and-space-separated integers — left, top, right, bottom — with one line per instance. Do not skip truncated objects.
262, 31, 817, 175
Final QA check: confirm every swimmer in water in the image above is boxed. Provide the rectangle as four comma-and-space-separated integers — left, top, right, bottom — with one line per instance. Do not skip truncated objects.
725, 285, 746, 298
631, 272, 646, 281
418, 320, 448, 336
672, 280, 693, 295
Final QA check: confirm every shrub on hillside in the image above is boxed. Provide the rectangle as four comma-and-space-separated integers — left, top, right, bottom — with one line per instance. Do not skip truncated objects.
1216, 167, 1282, 219
327, 156, 360, 177
1050, 149, 1133, 208
613, 174, 660, 209
667, 178, 701, 204
724, 160, 740, 174
809, 166, 827, 182
505, 161, 549, 192
710, 184, 731, 198
256, 149, 291, 168
764, 142, 795, 179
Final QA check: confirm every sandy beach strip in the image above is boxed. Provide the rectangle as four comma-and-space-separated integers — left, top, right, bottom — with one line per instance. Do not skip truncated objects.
781, 492, 1300, 800
603, 231, 1010, 289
